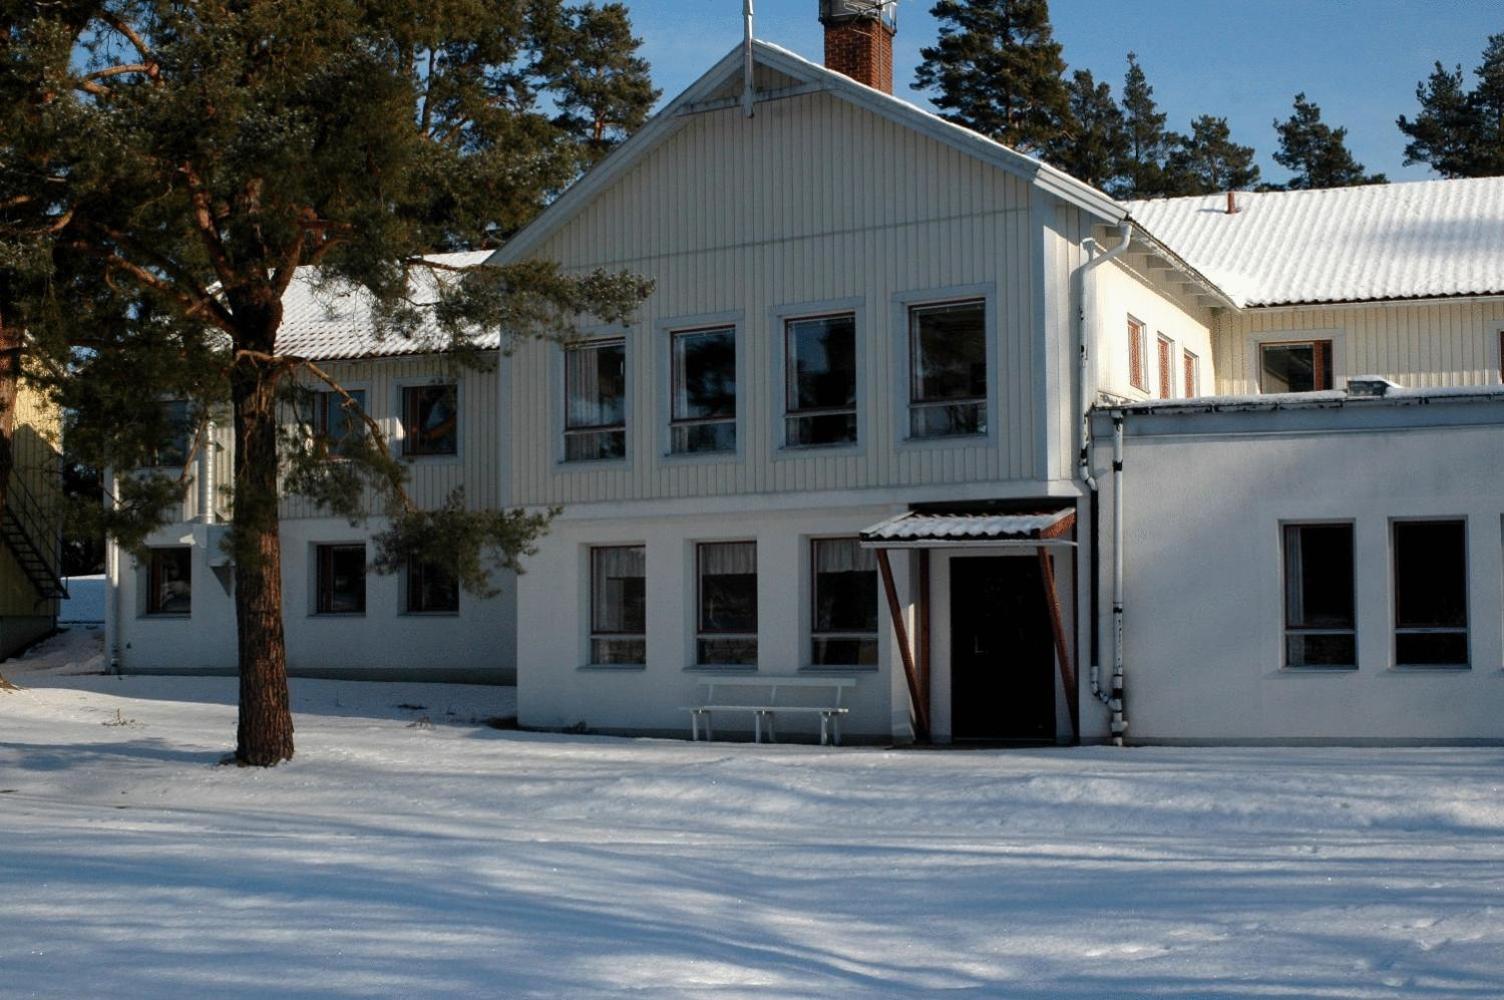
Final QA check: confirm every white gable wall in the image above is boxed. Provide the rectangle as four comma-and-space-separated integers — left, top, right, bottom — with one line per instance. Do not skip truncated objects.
504, 90, 1082, 507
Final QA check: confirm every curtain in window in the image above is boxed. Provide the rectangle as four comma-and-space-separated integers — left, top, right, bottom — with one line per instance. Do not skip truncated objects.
699, 540, 755, 575
1284, 524, 1304, 625
591, 546, 645, 633
566, 343, 624, 429
814, 537, 875, 574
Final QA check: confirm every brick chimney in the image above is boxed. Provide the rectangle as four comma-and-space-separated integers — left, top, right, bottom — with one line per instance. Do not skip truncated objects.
819, 0, 897, 94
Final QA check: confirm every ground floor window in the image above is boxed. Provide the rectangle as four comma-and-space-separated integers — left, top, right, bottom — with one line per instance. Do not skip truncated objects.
1392, 519, 1469, 666
316, 543, 366, 615
697, 541, 757, 665
406, 556, 459, 614
810, 538, 878, 666
590, 545, 646, 665
1282, 523, 1355, 667
146, 547, 191, 616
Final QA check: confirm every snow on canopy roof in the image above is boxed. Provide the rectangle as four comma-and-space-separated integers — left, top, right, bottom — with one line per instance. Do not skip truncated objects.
1126, 176, 1504, 308
860, 509, 1075, 545
275, 251, 498, 361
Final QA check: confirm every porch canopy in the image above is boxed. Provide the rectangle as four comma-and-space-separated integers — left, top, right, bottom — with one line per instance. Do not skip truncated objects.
859, 505, 1078, 743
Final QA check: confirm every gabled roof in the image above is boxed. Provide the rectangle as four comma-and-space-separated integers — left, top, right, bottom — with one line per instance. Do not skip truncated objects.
487, 39, 1127, 269
1126, 177, 1504, 308
276, 251, 497, 361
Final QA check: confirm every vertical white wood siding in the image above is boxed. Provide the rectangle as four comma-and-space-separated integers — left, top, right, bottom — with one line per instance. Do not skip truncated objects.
1214, 299, 1504, 395
505, 91, 1064, 507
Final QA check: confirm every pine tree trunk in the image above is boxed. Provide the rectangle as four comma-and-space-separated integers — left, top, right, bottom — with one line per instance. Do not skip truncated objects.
230, 350, 294, 766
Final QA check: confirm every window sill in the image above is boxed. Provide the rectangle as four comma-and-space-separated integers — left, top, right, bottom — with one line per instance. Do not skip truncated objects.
1389, 664, 1472, 673
400, 611, 461, 618
661, 449, 739, 465
898, 431, 990, 450
556, 456, 629, 469
140, 613, 191, 620
1281, 664, 1358, 672
310, 612, 366, 619
401, 453, 462, 465
683, 665, 759, 673
799, 665, 878, 675
578, 663, 647, 672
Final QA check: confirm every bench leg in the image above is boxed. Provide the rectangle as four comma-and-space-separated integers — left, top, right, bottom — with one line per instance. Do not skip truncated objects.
754, 712, 762, 743
690, 711, 698, 741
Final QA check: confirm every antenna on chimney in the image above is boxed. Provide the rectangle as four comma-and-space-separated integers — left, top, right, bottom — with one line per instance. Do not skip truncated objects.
742, 0, 755, 118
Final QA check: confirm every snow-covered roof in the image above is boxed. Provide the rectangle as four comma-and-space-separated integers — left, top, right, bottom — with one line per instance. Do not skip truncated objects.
1103, 382, 1504, 415
861, 509, 1075, 545
276, 251, 497, 361
1126, 176, 1504, 308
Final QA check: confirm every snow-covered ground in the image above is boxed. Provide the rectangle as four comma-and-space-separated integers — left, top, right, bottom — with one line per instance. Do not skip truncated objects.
2, 630, 1502, 999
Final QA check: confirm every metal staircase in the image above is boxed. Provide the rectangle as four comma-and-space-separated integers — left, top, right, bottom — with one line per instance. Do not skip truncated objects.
1, 470, 67, 603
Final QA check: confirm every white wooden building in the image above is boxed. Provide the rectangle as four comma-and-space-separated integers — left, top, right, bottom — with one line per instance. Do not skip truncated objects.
104, 4, 1504, 745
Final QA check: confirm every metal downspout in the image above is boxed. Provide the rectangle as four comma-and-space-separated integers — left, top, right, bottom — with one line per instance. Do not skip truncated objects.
1109, 414, 1127, 746
1078, 222, 1131, 707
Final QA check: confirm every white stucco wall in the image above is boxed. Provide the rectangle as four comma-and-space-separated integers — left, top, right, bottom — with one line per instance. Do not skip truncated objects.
108, 516, 516, 683
1089, 396, 1504, 743
1094, 253, 1216, 402
516, 501, 910, 741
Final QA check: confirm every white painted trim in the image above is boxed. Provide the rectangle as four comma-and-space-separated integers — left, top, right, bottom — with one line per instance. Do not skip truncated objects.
888, 283, 998, 450
1246, 328, 1348, 393
655, 310, 746, 465
767, 296, 868, 460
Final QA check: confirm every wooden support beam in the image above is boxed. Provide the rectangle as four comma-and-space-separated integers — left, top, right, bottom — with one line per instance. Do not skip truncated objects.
1037, 547, 1079, 741
917, 549, 931, 724
876, 548, 930, 742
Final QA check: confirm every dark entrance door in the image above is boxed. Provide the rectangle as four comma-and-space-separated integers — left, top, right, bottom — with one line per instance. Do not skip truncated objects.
949, 556, 1056, 742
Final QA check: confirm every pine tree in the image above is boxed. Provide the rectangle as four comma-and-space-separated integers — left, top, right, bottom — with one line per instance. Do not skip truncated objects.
0, 1, 656, 766
539, 2, 661, 168
1165, 115, 1260, 195
1273, 93, 1386, 189
1112, 53, 1173, 198
1398, 33, 1504, 177
913, 0, 1073, 153
1047, 69, 1128, 189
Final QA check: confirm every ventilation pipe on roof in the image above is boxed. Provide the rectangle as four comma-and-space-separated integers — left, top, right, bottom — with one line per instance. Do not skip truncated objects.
742, 0, 756, 118
1226, 190, 1239, 215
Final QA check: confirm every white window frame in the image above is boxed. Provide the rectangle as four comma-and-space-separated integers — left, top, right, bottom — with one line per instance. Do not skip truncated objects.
559, 337, 629, 465
891, 284, 996, 447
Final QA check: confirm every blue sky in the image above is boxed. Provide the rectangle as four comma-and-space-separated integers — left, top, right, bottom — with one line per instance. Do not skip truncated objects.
627, 0, 1504, 185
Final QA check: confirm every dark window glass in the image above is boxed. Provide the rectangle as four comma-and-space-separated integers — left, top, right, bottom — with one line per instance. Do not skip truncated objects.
402, 385, 458, 456
151, 400, 194, 468
564, 341, 627, 461
1261, 341, 1333, 393
1393, 520, 1469, 666
671, 328, 736, 454
1283, 524, 1356, 667
316, 389, 367, 457
316, 544, 366, 615
909, 300, 986, 437
146, 548, 192, 615
786, 314, 857, 447
698, 541, 756, 665
811, 538, 878, 666
591, 545, 646, 664
406, 556, 459, 614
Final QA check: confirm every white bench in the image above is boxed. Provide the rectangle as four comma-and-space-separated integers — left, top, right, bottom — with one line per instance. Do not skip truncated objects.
684, 675, 857, 745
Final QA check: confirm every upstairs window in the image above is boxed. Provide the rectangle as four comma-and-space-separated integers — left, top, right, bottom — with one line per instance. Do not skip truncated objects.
909, 300, 986, 438
402, 384, 458, 456
314, 389, 367, 457
697, 541, 757, 666
1184, 350, 1201, 397
1393, 520, 1469, 667
670, 327, 737, 454
564, 340, 627, 462
146, 548, 191, 616
590, 545, 646, 665
1260, 340, 1332, 393
1157, 335, 1175, 399
315, 543, 366, 615
811, 538, 878, 667
1128, 317, 1147, 391
1282, 523, 1355, 668
785, 314, 857, 447
406, 556, 459, 614
150, 400, 195, 469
